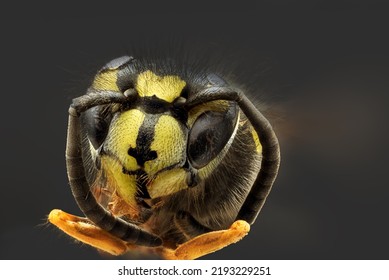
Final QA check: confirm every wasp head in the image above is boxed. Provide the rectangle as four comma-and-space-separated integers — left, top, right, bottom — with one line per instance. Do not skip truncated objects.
81, 56, 239, 206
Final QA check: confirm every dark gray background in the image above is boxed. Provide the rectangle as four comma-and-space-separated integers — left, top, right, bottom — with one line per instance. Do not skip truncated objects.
1, 2, 388, 259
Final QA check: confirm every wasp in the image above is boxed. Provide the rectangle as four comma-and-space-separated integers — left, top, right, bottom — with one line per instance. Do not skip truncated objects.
48, 56, 280, 259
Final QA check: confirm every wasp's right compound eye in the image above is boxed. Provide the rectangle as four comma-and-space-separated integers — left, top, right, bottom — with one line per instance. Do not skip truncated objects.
187, 103, 238, 169
83, 106, 113, 150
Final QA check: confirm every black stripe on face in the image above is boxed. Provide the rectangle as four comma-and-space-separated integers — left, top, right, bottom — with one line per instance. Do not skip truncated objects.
142, 96, 188, 124
122, 95, 188, 124
126, 115, 160, 200
127, 115, 159, 168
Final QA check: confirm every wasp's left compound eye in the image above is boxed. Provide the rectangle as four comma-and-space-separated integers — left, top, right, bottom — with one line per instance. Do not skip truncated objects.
83, 106, 113, 150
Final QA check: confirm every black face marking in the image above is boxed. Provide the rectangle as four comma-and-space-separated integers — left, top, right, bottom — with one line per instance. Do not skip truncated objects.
121, 95, 188, 124
139, 96, 188, 124
128, 115, 159, 167
128, 148, 157, 167
140, 96, 171, 114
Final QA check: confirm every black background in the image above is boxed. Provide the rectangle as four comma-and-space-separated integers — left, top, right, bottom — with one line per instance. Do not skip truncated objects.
1, 2, 388, 259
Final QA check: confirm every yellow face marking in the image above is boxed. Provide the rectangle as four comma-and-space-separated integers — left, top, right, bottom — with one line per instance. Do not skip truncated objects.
251, 129, 263, 153
147, 168, 188, 199
135, 70, 186, 103
92, 69, 120, 91
105, 109, 145, 171
144, 115, 186, 175
102, 107, 189, 199
100, 156, 138, 208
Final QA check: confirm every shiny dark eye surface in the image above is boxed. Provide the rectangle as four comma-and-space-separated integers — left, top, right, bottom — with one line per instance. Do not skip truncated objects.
82, 106, 113, 150
187, 104, 238, 169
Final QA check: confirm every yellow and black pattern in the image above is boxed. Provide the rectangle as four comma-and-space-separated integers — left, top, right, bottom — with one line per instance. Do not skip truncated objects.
49, 55, 280, 259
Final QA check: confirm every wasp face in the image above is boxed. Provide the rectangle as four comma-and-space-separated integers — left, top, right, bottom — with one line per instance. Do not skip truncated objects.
82, 57, 239, 205
50, 55, 280, 258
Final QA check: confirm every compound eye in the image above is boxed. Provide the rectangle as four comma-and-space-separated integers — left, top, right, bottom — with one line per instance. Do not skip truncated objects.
83, 106, 113, 150
188, 104, 238, 169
